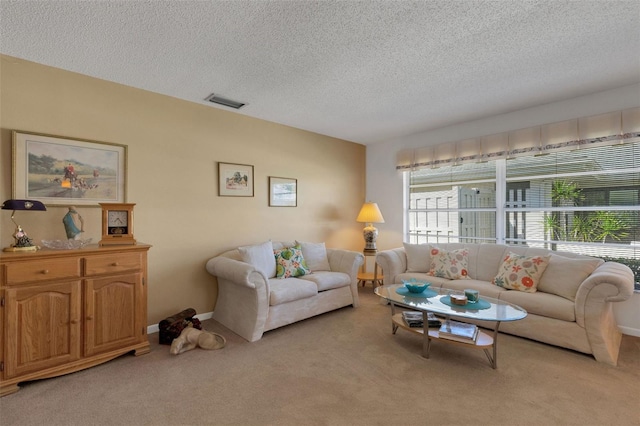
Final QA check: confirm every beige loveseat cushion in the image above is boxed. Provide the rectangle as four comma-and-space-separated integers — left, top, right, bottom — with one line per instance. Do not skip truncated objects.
300, 271, 351, 291
268, 277, 317, 305
538, 254, 604, 301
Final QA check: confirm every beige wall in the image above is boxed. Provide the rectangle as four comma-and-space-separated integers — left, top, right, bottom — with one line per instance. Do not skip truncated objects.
0, 55, 366, 324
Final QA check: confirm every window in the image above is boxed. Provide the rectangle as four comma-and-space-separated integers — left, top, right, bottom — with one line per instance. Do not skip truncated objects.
408, 161, 497, 244
407, 142, 640, 285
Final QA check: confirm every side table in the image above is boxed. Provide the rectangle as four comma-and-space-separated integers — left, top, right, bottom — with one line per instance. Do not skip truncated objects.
357, 251, 383, 288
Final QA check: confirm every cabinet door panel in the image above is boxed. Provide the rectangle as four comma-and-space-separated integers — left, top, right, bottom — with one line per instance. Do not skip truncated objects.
4, 281, 82, 378
85, 273, 143, 356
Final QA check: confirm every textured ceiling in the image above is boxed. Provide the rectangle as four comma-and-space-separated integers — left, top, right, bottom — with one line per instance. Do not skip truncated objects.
1, 1, 639, 145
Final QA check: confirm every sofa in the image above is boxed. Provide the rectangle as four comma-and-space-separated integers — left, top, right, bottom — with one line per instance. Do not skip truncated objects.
205, 241, 364, 342
376, 243, 635, 366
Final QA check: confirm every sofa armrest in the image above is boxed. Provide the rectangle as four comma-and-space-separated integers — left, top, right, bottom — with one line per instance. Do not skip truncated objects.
326, 249, 364, 280
205, 256, 269, 290
326, 249, 364, 307
574, 261, 634, 365
376, 248, 408, 285
576, 261, 634, 307
205, 256, 270, 342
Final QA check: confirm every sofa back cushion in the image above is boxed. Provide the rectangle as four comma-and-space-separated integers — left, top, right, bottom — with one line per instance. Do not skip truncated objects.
404, 243, 431, 272
473, 244, 508, 281
297, 241, 331, 271
238, 240, 276, 278
538, 254, 603, 301
404, 242, 505, 280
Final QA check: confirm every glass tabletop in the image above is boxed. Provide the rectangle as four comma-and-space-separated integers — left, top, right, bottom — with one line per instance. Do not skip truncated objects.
375, 284, 527, 322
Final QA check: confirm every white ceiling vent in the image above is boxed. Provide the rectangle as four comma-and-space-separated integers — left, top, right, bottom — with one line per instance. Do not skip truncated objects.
205, 93, 245, 109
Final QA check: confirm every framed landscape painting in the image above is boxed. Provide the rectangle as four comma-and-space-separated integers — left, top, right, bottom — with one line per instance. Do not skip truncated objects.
12, 131, 127, 206
269, 176, 297, 207
218, 162, 254, 197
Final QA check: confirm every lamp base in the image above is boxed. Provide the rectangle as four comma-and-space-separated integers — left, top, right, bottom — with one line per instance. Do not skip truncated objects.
3, 245, 40, 252
362, 224, 379, 253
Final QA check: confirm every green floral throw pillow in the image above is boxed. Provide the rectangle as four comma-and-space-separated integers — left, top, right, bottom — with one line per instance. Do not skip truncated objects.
492, 252, 551, 292
428, 246, 470, 280
274, 245, 310, 279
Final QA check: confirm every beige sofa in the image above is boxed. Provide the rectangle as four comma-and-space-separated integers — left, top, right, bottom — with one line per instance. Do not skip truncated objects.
205, 241, 363, 342
376, 243, 635, 366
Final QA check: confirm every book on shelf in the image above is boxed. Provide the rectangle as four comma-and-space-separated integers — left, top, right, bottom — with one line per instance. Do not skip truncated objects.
402, 311, 441, 328
438, 320, 479, 343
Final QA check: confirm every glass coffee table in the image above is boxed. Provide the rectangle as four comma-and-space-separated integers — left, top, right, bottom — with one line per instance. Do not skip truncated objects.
375, 284, 527, 369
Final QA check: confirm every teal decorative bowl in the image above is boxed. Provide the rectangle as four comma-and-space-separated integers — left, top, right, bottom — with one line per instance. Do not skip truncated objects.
402, 280, 431, 293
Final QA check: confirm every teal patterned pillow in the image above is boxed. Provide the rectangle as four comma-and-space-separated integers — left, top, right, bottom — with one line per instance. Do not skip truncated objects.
274, 245, 310, 279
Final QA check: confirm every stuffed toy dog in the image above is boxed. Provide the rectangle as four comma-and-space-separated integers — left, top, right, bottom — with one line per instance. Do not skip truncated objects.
170, 325, 226, 355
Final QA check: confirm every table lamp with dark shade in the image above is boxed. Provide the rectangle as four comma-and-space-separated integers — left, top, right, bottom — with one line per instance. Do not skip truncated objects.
2, 199, 47, 252
356, 202, 385, 253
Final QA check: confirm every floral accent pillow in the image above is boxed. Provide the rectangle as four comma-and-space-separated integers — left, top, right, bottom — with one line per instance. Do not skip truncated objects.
492, 252, 551, 293
274, 245, 310, 279
428, 246, 470, 280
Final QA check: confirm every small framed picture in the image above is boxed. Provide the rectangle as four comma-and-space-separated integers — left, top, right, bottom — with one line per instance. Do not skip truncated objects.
12, 130, 127, 206
269, 176, 297, 207
218, 162, 254, 197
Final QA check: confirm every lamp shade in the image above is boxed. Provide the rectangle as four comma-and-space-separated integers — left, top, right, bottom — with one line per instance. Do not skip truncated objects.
2, 199, 47, 211
356, 202, 384, 224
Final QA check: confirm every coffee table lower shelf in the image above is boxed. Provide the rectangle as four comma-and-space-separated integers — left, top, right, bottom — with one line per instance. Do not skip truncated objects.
391, 313, 497, 367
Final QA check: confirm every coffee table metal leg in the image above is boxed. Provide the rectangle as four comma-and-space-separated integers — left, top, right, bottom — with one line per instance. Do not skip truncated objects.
482, 321, 501, 369
422, 312, 431, 358
390, 302, 399, 334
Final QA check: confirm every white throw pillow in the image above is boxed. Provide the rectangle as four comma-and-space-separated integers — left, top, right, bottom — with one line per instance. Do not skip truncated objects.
403, 243, 431, 272
296, 241, 331, 271
238, 240, 276, 278
537, 254, 603, 300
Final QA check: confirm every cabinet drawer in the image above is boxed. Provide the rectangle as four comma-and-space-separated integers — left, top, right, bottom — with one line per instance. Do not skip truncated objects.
6, 258, 81, 285
85, 253, 142, 276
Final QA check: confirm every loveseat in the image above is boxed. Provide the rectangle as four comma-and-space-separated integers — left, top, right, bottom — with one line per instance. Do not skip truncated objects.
205, 241, 364, 342
376, 243, 634, 366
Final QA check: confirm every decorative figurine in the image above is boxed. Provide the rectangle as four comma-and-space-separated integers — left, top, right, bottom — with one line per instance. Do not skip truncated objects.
63, 206, 84, 240
13, 226, 35, 248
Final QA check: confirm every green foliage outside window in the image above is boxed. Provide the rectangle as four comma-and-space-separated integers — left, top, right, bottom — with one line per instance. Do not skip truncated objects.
599, 256, 640, 290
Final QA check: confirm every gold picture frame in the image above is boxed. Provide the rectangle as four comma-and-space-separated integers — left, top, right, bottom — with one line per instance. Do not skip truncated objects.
12, 130, 127, 206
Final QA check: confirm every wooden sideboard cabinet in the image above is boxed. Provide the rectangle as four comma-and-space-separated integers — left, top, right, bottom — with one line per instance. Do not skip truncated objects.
0, 244, 151, 396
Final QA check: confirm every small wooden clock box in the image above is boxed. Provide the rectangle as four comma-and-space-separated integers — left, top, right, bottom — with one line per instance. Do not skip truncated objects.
99, 202, 136, 246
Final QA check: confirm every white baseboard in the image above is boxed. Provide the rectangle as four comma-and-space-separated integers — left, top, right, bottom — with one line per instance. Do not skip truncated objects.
619, 326, 640, 338
146, 311, 214, 335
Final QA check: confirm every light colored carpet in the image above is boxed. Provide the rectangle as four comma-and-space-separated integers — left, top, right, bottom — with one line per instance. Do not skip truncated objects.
1, 287, 638, 426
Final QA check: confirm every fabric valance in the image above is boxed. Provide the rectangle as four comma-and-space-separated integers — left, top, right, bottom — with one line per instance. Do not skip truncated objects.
396, 107, 640, 170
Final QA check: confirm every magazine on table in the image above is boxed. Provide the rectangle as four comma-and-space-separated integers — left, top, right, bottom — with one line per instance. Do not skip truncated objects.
402, 311, 441, 328
438, 319, 479, 343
